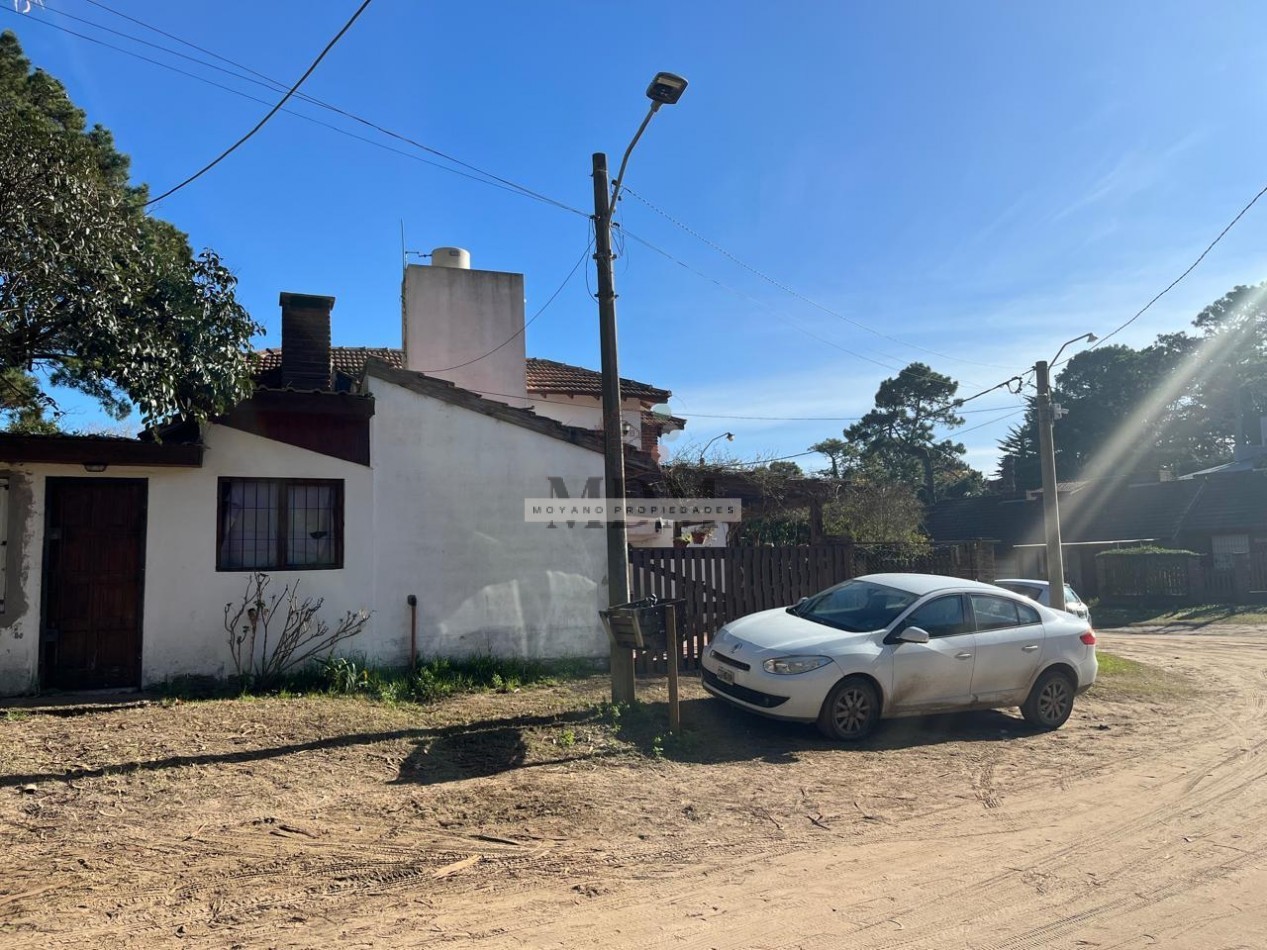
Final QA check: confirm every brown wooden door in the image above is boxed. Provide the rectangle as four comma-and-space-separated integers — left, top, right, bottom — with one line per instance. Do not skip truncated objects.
41, 479, 147, 690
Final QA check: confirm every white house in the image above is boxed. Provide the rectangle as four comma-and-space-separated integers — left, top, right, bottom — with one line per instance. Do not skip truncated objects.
0, 251, 679, 696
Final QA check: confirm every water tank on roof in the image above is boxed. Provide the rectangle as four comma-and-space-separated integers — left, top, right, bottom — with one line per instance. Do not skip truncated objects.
431, 246, 471, 269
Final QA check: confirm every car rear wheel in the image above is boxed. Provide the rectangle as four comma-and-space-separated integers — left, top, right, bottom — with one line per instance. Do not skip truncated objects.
1021, 668, 1076, 730
817, 676, 881, 742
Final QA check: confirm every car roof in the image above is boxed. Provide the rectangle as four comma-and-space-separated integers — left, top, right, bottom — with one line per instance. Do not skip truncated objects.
856, 573, 1015, 597
996, 578, 1050, 589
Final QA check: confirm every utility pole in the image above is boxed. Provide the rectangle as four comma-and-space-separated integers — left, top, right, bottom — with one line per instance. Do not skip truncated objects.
592, 152, 636, 703
1034, 360, 1067, 612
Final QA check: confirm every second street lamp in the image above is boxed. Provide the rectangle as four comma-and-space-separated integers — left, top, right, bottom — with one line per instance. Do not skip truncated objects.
593, 72, 688, 704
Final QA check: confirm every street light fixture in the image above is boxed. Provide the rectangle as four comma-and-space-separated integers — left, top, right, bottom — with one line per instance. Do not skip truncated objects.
592, 72, 688, 703
1035, 332, 1098, 612
699, 432, 734, 464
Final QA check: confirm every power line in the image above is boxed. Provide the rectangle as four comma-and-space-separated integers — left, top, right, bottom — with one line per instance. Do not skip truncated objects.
621, 187, 1013, 371
145, 0, 374, 206
417, 240, 592, 373
72, 0, 587, 218
4, 7, 578, 211
669, 403, 1026, 422
1093, 180, 1267, 348
3, 8, 580, 209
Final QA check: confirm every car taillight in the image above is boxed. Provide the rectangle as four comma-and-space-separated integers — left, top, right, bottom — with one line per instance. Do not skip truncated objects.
1080, 630, 1097, 645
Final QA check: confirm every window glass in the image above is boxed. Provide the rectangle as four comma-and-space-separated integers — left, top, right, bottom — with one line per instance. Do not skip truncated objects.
1016, 601, 1041, 625
218, 479, 342, 571
795, 580, 919, 632
970, 595, 1023, 631
1064, 585, 1080, 604
905, 595, 969, 638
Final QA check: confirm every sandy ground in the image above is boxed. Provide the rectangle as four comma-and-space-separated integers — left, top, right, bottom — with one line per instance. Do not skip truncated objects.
1, 627, 1263, 949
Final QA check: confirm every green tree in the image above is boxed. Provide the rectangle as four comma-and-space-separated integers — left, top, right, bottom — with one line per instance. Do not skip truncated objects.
0, 31, 260, 429
844, 362, 973, 503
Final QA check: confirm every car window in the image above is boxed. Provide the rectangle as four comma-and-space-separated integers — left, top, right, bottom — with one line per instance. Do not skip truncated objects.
1064, 585, 1081, 604
970, 594, 1022, 631
904, 595, 970, 638
1016, 601, 1041, 625
796, 580, 918, 632
998, 582, 1041, 601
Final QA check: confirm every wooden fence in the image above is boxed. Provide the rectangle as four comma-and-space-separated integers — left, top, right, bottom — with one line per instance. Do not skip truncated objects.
1096, 551, 1267, 604
628, 541, 994, 673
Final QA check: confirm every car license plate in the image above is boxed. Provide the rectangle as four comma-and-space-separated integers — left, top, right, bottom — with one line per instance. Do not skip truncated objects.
716, 665, 735, 685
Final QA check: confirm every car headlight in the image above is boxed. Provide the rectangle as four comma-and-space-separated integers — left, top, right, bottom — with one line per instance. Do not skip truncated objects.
762, 656, 832, 675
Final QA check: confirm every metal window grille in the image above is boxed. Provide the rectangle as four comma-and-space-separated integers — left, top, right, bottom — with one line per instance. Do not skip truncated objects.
218, 478, 343, 571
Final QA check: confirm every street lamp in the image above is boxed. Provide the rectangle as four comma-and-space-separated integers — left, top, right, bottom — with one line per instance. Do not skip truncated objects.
1035, 332, 1097, 612
593, 71, 688, 703
699, 432, 734, 464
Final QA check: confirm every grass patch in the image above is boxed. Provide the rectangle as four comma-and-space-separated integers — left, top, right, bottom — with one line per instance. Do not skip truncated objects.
1093, 650, 1192, 703
154, 654, 603, 707
1093, 602, 1267, 628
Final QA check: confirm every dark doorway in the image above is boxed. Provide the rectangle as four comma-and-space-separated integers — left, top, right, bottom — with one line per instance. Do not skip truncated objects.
41, 479, 147, 690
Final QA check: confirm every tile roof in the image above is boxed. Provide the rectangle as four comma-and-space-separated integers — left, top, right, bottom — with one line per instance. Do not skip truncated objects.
524, 357, 671, 403
254, 348, 671, 402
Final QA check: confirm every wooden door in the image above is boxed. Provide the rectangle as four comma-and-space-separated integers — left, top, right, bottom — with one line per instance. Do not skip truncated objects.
41, 479, 147, 690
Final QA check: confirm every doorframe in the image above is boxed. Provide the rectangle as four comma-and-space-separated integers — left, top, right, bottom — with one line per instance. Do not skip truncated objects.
39, 476, 149, 690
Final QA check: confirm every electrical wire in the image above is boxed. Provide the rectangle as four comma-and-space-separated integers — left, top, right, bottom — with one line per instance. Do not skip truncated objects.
621, 187, 1013, 371
1093, 180, 1267, 348
68, 0, 588, 218
145, 0, 375, 206
674, 403, 1028, 422
2, 8, 583, 211
417, 240, 592, 373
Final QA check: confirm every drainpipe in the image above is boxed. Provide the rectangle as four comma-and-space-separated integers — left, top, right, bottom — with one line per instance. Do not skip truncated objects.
407, 594, 418, 668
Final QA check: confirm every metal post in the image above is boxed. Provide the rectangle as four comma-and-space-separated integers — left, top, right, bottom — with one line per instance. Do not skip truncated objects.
1035, 360, 1067, 611
593, 151, 636, 703
666, 604, 680, 735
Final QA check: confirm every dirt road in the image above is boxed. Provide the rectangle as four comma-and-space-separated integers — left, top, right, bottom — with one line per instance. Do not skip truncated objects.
2, 629, 1264, 948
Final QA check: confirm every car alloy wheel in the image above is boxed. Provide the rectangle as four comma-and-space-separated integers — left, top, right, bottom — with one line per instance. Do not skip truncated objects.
818, 676, 880, 741
1021, 668, 1075, 730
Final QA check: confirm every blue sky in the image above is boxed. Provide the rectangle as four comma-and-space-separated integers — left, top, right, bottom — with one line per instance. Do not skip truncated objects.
7, 0, 1267, 474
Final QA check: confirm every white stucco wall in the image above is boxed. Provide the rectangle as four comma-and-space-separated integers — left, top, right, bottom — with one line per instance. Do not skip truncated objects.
366, 376, 611, 661
0, 377, 622, 696
527, 394, 643, 448
0, 427, 374, 694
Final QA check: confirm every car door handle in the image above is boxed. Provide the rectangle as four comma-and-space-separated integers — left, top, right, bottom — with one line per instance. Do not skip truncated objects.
955, 652, 973, 660
1022, 644, 1039, 652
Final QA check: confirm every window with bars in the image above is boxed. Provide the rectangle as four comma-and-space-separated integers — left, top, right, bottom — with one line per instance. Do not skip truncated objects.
217, 478, 343, 571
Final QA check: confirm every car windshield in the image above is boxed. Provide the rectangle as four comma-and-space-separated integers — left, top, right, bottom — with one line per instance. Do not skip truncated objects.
1064, 585, 1080, 603
791, 579, 919, 632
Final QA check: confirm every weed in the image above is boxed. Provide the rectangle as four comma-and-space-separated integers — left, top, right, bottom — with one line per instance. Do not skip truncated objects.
558, 729, 577, 748
3, 709, 30, 722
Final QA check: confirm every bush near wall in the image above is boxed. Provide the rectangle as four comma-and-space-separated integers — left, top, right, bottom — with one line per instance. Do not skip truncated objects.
1096, 547, 1203, 602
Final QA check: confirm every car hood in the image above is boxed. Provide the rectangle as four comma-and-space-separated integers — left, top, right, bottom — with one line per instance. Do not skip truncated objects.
714, 607, 879, 655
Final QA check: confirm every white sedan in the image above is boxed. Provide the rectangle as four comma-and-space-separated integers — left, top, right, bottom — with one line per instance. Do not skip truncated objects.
700, 573, 1097, 741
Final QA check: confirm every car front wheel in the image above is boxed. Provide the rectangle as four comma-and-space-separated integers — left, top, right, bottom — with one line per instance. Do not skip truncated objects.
1021, 668, 1076, 730
817, 676, 881, 742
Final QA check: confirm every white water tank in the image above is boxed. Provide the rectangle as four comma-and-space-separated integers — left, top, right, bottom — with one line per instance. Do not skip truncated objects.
431, 246, 471, 269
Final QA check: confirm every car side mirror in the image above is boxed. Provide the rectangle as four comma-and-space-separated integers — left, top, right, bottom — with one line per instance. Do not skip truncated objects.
896, 626, 930, 644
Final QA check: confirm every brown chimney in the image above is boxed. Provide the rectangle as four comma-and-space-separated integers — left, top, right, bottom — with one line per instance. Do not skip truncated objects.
278, 292, 334, 390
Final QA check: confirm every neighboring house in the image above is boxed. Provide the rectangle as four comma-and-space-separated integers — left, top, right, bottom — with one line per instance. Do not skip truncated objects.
925, 467, 1267, 598
0, 251, 673, 696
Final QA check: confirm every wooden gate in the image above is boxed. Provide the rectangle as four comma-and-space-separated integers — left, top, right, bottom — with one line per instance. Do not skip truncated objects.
629, 545, 854, 673
628, 542, 994, 673
41, 478, 148, 690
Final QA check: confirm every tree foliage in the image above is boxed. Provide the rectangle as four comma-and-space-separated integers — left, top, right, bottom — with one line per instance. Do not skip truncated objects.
842, 362, 973, 503
995, 283, 1267, 490
0, 30, 260, 429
